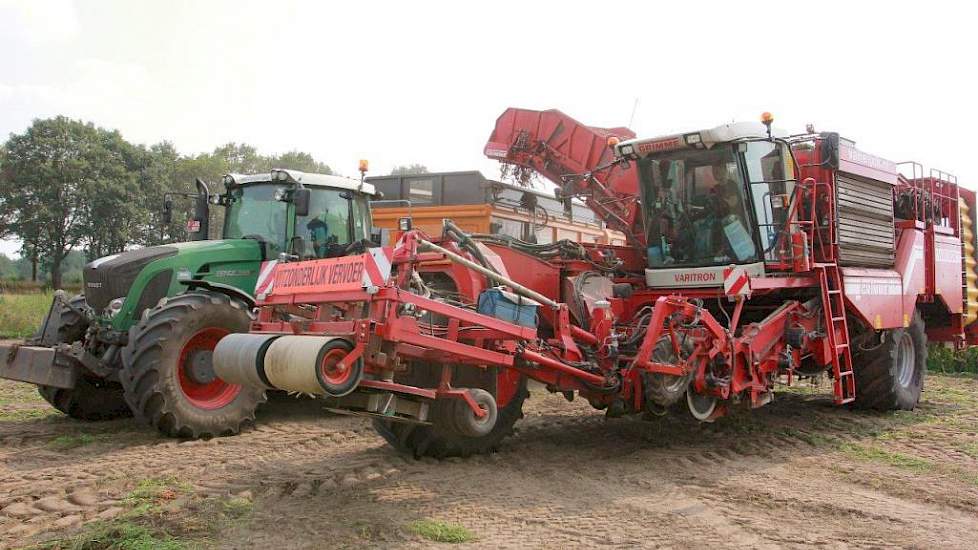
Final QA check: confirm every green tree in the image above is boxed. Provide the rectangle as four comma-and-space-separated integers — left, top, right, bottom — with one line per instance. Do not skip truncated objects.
271, 151, 333, 174
1, 117, 341, 277
78, 129, 147, 261
0, 117, 135, 288
213, 143, 269, 174
391, 164, 429, 175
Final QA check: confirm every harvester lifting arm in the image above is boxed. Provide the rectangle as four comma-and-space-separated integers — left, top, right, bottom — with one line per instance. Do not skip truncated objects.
417, 239, 561, 309
484, 108, 644, 246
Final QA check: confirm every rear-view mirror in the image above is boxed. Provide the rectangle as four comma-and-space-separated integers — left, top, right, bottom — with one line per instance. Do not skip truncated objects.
294, 187, 311, 217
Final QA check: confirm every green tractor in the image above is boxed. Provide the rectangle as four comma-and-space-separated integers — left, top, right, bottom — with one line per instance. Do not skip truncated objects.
0, 169, 377, 438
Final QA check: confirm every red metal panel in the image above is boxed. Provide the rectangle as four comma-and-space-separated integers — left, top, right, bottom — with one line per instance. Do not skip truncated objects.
837, 142, 899, 185
844, 228, 926, 329
842, 267, 904, 329
934, 234, 964, 313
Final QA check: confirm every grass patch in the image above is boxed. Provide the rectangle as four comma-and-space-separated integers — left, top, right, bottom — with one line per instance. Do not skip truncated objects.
928, 344, 978, 375
0, 292, 53, 339
957, 442, 978, 459
407, 519, 476, 544
48, 434, 99, 450
840, 443, 934, 473
0, 407, 62, 422
42, 521, 186, 550
35, 476, 254, 550
221, 497, 253, 520
925, 385, 978, 407
124, 477, 192, 510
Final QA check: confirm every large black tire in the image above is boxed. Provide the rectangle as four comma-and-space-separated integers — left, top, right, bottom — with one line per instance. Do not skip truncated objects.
372, 363, 527, 459
852, 312, 927, 410
120, 292, 266, 438
642, 335, 694, 411
35, 294, 132, 420
38, 375, 131, 421
31, 294, 90, 345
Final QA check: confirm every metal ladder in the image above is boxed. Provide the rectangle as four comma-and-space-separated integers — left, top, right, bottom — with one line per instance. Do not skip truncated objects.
816, 263, 856, 404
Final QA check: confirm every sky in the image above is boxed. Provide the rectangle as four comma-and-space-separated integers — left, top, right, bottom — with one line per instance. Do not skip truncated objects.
1, 0, 976, 257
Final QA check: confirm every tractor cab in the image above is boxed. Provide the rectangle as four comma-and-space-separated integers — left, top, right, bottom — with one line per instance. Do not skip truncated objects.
219, 169, 376, 260
615, 119, 795, 288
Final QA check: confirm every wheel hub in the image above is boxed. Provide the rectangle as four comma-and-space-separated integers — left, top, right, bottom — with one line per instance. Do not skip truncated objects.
896, 331, 915, 388
687, 391, 718, 422
319, 349, 351, 385
185, 350, 216, 384
177, 327, 241, 410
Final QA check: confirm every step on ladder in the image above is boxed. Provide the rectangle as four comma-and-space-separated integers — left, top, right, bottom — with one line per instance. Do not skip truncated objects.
816, 264, 856, 404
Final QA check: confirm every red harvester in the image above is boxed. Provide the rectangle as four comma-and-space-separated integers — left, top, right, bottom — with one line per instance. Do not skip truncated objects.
212, 109, 976, 457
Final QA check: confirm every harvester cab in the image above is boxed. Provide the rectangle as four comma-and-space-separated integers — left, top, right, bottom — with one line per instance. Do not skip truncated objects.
0, 168, 378, 439
615, 118, 795, 288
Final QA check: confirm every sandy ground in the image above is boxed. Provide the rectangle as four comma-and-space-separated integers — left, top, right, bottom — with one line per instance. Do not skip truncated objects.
1, 374, 977, 549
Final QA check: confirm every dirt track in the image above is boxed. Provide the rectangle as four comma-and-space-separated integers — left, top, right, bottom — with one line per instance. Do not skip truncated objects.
2, 374, 978, 549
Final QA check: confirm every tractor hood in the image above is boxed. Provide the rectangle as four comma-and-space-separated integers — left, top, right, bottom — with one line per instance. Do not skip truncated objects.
83, 239, 264, 315
84, 245, 179, 312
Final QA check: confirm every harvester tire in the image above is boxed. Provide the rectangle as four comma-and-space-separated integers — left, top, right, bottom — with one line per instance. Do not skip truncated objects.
852, 311, 927, 411
372, 364, 527, 459
643, 335, 694, 411
38, 376, 131, 421
120, 291, 266, 438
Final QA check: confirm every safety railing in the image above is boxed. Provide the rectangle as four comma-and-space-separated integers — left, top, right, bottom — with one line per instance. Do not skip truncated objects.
896, 162, 960, 234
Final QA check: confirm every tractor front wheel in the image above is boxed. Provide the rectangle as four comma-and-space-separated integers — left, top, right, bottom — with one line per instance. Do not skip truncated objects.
120, 292, 266, 438
38, 376, 131, 421
34, 294, 132, 421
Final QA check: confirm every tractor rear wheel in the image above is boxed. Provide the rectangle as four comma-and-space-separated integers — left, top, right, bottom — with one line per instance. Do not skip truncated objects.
372, 363, 527, 458
852, 312, 927, 410
120, 292, 266, 438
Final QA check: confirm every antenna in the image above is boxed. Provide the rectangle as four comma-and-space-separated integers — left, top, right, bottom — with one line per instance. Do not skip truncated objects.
628, 98, 639, 128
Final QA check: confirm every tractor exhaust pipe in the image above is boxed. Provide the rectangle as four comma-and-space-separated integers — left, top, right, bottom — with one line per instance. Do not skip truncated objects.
213, 334, 362, 397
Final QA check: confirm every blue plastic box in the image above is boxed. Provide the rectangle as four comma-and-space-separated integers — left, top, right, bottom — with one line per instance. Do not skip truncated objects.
477, 288, 539, 328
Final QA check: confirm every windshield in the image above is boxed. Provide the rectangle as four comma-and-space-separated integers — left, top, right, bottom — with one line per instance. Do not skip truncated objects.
223, 183, 289, 255
295, 190, 372, 259
638, 145, 759, 268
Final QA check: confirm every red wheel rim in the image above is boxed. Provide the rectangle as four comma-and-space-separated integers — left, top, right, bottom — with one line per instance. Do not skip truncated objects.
177, 328, 241, 410
318, 348, 352, 387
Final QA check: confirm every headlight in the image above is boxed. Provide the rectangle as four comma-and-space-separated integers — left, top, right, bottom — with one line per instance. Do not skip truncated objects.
107, 297, 125, 317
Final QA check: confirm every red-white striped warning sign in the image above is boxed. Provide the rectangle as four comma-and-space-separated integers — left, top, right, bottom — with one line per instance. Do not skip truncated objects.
723, 265, 751, 297
255, 260, 278, 297
362, 247, 393, 288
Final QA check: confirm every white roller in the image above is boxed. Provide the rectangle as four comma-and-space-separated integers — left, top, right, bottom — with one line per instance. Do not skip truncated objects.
263, 335, 342, 395
213, 333, 280, 390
